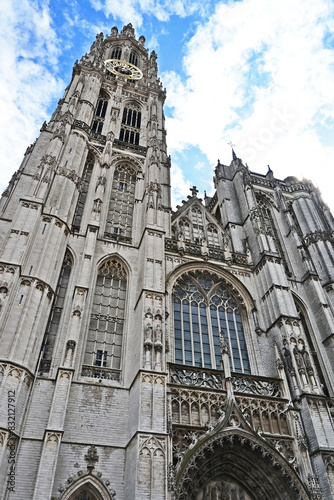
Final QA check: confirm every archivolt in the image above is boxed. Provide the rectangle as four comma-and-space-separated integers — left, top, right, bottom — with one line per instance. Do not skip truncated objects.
59, 474, 114, 500
176, 428, 310, 500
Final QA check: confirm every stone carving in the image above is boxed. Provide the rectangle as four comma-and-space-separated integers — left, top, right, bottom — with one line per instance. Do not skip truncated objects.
98, 259, 126, 279
85, 445, 99, 471
139, 435, 166, 456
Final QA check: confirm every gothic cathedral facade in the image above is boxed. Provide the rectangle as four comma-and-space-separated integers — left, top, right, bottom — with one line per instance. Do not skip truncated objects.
1, 23, 334, 500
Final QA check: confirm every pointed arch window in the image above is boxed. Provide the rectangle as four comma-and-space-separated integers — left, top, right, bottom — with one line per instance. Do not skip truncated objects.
191, 207, 204, 242
91, 92, 109, 135
111, 47, 122, 60
104, 164, 136, 242
178, 219, 191, 241
84, 259, 127, 373
129, 52, 138, 66
119, 103, 141, 146
40, 251, 73, 372
73, 494, 99, 500
72, 156, 94, 232
257, 196, 291, 275
295, 300, 328, 395
207, 226, 219, 247
173, 272, 250, 373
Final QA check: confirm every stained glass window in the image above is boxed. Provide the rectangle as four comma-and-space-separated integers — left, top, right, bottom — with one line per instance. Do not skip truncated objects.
173, 272, 250, 373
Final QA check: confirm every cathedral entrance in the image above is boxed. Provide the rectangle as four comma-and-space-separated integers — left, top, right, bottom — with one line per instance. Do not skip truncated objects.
196, 478, 252, 500
176, 431, 310, 500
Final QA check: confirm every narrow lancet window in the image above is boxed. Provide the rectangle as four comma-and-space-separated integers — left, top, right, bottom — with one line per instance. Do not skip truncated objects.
40, 251, 73, 372
72, 156, 94, 232
83, 259, 127, 374
104, 164, 136, 242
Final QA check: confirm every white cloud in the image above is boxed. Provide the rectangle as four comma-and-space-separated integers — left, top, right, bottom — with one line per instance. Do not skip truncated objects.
0, 0, 64, 192
171, 162, 192, 208
89, 0, 209, 28
164, 0, 334, 209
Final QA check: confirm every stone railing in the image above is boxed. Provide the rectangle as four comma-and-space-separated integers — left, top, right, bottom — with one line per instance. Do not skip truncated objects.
113, 139, 147, 154
81, 365, 120, 381
103, 232, 132, 245
169, 364, 284, 398
73, 119, 90, 135
231, 373, 283, 398
169, 365, 224, 390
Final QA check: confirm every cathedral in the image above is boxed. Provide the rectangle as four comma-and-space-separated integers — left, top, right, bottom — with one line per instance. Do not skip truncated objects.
1, 22, 334, 500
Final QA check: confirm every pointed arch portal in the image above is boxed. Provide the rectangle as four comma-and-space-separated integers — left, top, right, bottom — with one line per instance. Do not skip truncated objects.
176, 430, 310, 500
60, 475, 113, 500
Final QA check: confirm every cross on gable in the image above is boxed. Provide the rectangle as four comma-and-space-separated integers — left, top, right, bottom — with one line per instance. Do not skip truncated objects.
190, 186, 198, 197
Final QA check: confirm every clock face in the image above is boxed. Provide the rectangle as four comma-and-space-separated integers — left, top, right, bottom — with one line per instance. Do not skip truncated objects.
104, 59, 143, 80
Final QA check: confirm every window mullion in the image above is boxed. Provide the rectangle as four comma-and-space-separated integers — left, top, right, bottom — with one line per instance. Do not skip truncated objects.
206, 301, 216, 369
181, 300, 185, 365
234, 310, 244, 373
198, 303, 204, 368
225, 309, 234, 372
190, 302, 195, 366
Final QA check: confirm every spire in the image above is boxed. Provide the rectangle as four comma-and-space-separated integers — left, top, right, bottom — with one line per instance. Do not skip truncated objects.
227, 141, 237, 161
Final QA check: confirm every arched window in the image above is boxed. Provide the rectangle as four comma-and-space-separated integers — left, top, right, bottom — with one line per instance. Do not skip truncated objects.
104, 164, 136, 242
73, 494, 98, 500
207, 226, 219, 247
257, 196, 291, 275
191, 207, 204, 242
84, 259, 127, 373
173, 271, 250, 373
129, 51, 138, 66
40, 251, 73, 372
295, 299, 328, 396
178, 219, 190, 241
111, 47, 122, 59
72, 156, 94, 232
91, 92, 109, 135
119, 103, 141, 145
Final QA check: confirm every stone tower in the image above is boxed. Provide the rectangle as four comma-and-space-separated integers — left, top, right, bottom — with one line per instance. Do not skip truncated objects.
1, 23, 334, 500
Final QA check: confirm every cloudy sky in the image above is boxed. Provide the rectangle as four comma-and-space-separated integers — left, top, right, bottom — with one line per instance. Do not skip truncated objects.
1, 0, 334, 210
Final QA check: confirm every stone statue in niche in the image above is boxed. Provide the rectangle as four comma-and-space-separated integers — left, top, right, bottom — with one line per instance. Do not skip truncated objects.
291, 338, 304, 370
282, 340, 293, 371
298, 338, 313, 372
145, 323, 153, 341
155, 324, 162, 343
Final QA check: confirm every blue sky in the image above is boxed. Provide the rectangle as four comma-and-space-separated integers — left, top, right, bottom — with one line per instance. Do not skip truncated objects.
1, 0, 334, 210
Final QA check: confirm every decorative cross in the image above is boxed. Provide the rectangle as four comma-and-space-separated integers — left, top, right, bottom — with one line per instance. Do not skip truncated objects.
190, 186, 198, 197
227, 141, 236, 148
85, 445, 99, 472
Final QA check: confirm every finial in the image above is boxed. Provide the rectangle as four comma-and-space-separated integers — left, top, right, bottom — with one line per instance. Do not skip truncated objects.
190, 186, 199, 197
267, 164, 272, 173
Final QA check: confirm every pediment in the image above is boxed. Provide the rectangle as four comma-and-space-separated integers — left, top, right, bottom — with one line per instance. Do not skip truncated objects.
172, 197, 229, 250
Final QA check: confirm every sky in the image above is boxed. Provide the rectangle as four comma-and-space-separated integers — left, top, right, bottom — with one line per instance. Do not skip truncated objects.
1, 0, 334, 211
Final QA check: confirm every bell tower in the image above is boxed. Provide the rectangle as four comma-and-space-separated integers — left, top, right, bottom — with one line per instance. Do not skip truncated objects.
0, 23, 171, 499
